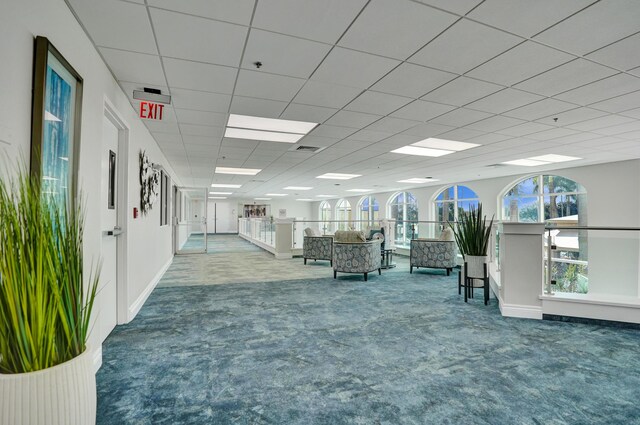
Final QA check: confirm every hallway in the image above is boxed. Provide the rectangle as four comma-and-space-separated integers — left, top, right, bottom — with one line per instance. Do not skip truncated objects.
96, 236, 640, 424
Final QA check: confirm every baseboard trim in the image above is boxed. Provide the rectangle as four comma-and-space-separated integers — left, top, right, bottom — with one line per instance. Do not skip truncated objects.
127, 256, 173, 322
92, 345, 102, 373
501, 303, 542, 320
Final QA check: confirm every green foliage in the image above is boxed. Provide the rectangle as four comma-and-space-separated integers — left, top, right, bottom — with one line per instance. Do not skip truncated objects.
449, 203, 494, 257
0, 170, 99, 374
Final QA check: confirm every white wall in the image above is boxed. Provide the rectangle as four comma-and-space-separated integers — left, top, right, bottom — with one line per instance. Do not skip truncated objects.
0, 0, 183, 356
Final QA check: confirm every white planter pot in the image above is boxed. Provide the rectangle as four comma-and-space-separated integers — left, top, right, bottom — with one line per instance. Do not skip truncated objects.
465, 255, 488, 279
0, 347, 96, 425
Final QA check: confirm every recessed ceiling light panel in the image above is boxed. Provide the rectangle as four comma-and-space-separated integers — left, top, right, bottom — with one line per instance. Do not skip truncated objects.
208, 196, 227, 199
316, 173, 361, 180
397, 178, 439, 184
225, 128, 304, 143
391, 146, 453, 157
412, 138, 479, 151
283, 186, 312, 190
209, 191, 232, 195
215, 167, 261, 175
528, 154, 581, 163
346, 189, 372, 193
502, 159, 551, 167
228, 114, 317, 134
211, 184, 242, 188
265, 193, 287, 197
296, 198, 314, 201
316, 195, 335, 198
254, 197, 271, 200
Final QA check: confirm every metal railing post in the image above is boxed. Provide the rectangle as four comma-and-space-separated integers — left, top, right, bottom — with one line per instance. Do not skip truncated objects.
546, 229, 554, 295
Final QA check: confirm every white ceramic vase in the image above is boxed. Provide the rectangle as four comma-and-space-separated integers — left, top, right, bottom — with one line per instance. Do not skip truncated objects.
465, 255, 488, 279
0, 347, 96, 425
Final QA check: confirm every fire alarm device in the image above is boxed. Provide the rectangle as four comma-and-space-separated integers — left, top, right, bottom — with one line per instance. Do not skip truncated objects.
133, 207, 138, 219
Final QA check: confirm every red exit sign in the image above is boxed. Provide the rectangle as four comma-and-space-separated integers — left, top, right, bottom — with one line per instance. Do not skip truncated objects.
139, 101, 164, 120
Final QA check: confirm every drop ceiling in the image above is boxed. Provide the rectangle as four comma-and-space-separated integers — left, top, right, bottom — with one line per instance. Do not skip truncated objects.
66, 0, 640, 199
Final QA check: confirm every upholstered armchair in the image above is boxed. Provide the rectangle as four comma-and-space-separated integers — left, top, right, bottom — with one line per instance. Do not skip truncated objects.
409, 228, 457, 275
333, 230, 382, 281
303, 236, 333, 266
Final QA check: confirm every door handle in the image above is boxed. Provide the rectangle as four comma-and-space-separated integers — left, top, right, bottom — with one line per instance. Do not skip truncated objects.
106, 226, 123, 237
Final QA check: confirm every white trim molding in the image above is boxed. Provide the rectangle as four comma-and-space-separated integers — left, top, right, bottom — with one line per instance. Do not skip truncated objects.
92, 345, 103, 373
127, 256, 173, 322
500, 303, 543, 320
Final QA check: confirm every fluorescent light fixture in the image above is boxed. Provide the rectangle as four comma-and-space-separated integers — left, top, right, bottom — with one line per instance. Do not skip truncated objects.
346, 189, 372, 193
211, 183, 242, 188
265, 193, 287, 197
502, 159, 551, 167
283, 186, 312, 190
228, 114, 317, 134
316, 173, 361, 180
209, 191, 232, 195
528, 154, 581, 163
392, 146, 453, 157
412, 138, 479, 151
254, 197, 271, 200
225, 128, 304, 144
296, 198, 314, 201
215, 167, 261, 175
397, 178, 439, 184
316, 195, 335, 198
208, 196, 227, 199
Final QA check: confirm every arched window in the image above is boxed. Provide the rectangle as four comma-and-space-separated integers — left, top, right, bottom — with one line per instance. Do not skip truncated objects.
335, 199, 352, 231
435, 185, 479, 222
502, 175, 586, 223
387, 192, 418, 247
358, 196, 379, 229
319, 201, 331, 233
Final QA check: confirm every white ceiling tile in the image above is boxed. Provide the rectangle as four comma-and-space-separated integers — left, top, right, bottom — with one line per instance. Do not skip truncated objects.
311, 47, 400, 89
242, 29, 331, 79
323, 111, 382, 129
67, 0, 157, 54
252, 0, 368, 44
152, 132, 182, 144
416, 0, 483, 15
401, 122, 455, 137
590, 121, 640, 136
429, 108, 493, 127
390, 100, 456, 122
366, 117, 421, 133
468, 0, 594, 37
235, 70, 306, 102
296, 136, 340, 148
410, 19, 522, 74
345, 91, 412, 116
145, 121, 180, 134
467, 41, 573, 86
465, 115, 525, 132
466, 88, 544, 114
229, 96, 288, 118
567, 115, 635, 131
183, 135, 220, 146
437, 128, 485, 141
309, 125, 357, 139
163, 58, 237, 93
587, 33, 640, 71
175, 109, 227, 127
554, 73, 640, 105
180, 123, 226, 137
421, 77, 503, 106
150, 9, 247, 67
371, 63, 456, 99
100, 48, 166, 86
496, 122, 555, 137
293, 81, 363, 109
465, 133, 511, 145
347, 129, 393, 142
616, 130, 640, 141
534, 0, 640, 55
619, 107, 640, 120
503, 99, 577, 121
280, 104, 338, 123
147, 0, 255, 25
514, 59, 618, 97
339, 0, 457, 60
170, 89, 231, 113
526, 128, 579, 141
534, 107, 608, 126
589, 91, 640, 113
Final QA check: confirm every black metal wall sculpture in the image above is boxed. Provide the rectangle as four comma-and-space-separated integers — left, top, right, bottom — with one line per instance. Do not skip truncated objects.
139, 150, 159, 215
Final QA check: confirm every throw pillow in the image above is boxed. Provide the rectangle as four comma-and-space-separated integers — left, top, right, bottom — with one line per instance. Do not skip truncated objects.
439, 227, 455, 241
304, 227, 315, 237
334, 230, 367, 243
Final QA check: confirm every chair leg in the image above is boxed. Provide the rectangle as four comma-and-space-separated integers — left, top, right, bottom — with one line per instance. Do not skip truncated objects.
484, 278, 489, 305
410, 266, 413, 274
458, 271, 461, 295
464, 262, 468, 303
446, 268, 450, 276
378, 268, 381, 275
333, 270, 337, 279
304, 258, 307, 265
364, 272, 368, 282
330, 260, 333, 267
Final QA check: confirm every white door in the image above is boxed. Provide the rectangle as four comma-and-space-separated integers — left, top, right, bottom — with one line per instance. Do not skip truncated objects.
99, 115, 120, 342
214, 201, 238, 233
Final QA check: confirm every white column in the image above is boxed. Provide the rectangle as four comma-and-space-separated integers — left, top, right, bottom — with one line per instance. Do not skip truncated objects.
274, 218, 294, 259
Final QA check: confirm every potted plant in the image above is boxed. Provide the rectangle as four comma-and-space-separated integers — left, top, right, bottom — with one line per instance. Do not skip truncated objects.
0, 171, 99, 425
449, 203, 494, 278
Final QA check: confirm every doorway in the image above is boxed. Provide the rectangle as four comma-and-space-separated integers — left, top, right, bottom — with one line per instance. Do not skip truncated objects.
174, 187, 208, 254
208, 200, 238, 234
99, 100, 129, 341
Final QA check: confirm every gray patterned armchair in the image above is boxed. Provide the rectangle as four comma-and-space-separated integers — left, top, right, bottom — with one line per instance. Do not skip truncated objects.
303, 236, 333, 266
333, 238, 383, 281
410, 239, 456, 275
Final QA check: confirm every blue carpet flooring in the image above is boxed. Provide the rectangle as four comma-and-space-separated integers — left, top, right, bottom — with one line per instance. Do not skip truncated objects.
96, 271, 640, 424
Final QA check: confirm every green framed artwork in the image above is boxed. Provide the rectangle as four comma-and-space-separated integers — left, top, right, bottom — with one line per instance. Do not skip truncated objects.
30, 36, 83, 206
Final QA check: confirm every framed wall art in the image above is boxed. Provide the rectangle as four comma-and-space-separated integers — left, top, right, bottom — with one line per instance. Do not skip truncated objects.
30, 36, 83, 206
